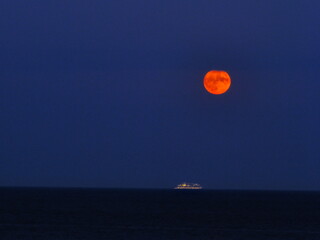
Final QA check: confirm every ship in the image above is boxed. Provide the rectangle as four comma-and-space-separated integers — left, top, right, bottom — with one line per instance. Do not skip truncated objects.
174, 182, 202, 189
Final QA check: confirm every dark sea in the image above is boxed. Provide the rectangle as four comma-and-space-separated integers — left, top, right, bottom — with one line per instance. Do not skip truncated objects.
1, 188, 320, 239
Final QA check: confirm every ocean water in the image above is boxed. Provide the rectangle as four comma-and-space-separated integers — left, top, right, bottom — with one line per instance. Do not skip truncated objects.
1, 188, 320, 239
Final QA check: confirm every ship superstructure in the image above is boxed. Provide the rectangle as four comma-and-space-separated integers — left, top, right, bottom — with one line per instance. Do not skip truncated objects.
174, 183, 202, 189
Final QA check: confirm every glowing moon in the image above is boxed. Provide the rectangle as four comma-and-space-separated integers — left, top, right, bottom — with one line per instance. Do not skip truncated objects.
203, 70, 231, 95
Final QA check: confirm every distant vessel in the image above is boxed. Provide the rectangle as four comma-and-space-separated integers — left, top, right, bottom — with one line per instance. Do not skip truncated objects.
174, 183, 202, 189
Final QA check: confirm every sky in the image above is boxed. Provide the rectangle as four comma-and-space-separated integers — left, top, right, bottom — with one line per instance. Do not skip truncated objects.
1, 0, 320, 190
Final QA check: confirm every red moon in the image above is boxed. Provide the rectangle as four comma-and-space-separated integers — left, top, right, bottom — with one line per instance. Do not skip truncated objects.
203, 70, 231, 95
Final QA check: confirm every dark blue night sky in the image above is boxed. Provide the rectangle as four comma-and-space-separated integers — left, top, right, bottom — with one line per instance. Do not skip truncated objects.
1, 0, 320, 190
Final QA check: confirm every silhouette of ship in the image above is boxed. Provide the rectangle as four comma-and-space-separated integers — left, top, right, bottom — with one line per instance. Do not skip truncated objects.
174, 182, 202, 189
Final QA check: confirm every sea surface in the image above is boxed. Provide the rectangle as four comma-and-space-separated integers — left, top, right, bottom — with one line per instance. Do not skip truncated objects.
1, 188, 320, 239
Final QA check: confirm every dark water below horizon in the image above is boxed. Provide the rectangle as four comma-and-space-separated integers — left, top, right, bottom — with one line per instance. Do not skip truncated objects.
1, 187, 320, 239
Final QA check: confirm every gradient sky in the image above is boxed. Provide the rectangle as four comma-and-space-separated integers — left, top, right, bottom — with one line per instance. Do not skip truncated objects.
1, 0, 320, 190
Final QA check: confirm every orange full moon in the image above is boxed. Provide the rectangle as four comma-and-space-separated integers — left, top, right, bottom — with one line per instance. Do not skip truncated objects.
203, 70, 231, 95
